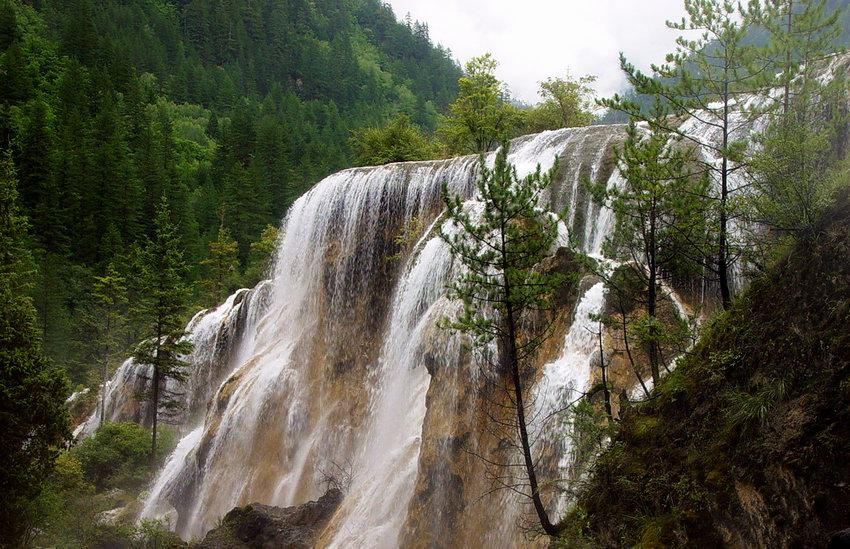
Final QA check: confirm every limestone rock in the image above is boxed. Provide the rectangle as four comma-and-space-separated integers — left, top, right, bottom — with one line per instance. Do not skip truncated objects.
197, 489, 342, 549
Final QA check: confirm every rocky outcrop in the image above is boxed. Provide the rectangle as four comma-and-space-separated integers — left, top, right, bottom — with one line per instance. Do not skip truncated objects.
197, 489, 342, 549
560, 191, 850, 547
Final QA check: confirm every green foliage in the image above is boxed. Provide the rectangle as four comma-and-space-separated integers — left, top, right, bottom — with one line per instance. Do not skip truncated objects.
522, 72, 598, 133
79, 261, 129, 425
440, 143, 564, 349
440, 142, 567, 535
71, 422, 173, 491
132, 197, 193, 462
0, 0, 462, 389
725, 377, 789, 430
439, 54, 522, 154
0, 151, 71, 546
202, 225, 240, 306
245, 223, 280, 286
601, 0, 775, 309
558, 189, 850, 547
744, 0, 850, 266
349, 113, 440, 166
595, 119, 709, 383
388, 215, 426, 263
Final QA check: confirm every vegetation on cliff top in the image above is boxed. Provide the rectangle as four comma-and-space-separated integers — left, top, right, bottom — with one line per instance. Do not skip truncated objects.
558, 187, 850, 547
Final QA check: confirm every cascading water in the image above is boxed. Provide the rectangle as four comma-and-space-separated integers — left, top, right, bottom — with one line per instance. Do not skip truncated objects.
83, 126, 633, 546
75, 284, 269, 439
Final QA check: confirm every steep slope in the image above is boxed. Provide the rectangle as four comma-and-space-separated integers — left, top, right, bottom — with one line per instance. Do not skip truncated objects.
560, 190, 850, 548
1, 0, 460, 377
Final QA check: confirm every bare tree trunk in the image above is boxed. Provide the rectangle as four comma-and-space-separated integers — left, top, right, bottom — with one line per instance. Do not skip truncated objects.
500, 228, 559, 537
719, 75, 733, 310
597, 322, 612, 419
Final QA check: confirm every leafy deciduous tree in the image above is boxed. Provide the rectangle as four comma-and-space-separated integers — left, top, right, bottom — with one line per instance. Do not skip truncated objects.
439, 54, 521, 154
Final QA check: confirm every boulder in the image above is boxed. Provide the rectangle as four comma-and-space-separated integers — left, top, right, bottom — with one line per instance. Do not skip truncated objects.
197, 489, 342, 549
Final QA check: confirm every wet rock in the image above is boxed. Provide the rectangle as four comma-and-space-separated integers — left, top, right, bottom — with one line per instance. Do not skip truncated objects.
197, 489, 342, 549
828, 529, 850, 549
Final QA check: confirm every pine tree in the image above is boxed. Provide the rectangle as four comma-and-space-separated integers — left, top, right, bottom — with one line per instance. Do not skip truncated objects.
132, 196, 192, 466
202, 224, 239, 305
86, 262, 128, 427
595, 118, 710, 384
601, 0, 774, 309
764, 0, 843, 115
0, 151, 71, 546
439, 142, 568, 537
744, 0, 848, 263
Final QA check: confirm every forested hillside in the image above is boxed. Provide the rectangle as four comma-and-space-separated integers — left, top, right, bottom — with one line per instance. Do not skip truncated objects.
0, 0, 461, 383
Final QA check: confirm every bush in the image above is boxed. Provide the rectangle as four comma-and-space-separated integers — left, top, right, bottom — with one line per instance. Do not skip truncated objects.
349, 113, 440, 166
72, 422, 174, 490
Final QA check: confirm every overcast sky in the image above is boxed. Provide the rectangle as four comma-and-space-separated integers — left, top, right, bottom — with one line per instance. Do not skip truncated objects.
384, 0, 688, 104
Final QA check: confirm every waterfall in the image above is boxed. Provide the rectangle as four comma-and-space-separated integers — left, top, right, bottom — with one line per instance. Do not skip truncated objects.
74, 285, 269, 439
75, 126, 630, 545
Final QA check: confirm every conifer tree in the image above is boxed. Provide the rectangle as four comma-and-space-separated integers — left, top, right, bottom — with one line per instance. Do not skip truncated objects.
601, 0, 774, 309
595, 118, 710, 384
85, 262, 128, 427
132, 196, 192, 466
202, 224, 239, 305
245, 223, 280, 285
440, 142, 567, 537
0, 151, 71, 546
744, 0, 848, 263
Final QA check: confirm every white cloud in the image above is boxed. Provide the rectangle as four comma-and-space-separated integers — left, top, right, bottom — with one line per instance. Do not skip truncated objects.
384, 0, 687, 104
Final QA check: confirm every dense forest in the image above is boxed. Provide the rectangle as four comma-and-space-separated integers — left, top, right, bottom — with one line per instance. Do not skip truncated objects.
0, 0, 461, 383
3, 0, 850, 546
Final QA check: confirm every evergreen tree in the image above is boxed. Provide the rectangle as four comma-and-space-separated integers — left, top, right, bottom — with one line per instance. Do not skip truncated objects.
601, 0, 774, 309
439, 142, 568, 537
744, 0, 848, 265
132, 197, 192, 466
0, 1, 18, 51
764, 0, 843, 115
85, 263, 128, 427
202, 224, 239, 306
594, 119, 710, 384
245, 223, 280, 285
0, 151, 71, 546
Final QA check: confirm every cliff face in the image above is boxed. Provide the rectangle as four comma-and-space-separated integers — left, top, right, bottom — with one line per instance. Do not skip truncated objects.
71, 126, 636, 546
561, 191, 850, 548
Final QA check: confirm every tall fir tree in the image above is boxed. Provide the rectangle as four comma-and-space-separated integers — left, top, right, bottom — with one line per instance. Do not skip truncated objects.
132, 196, 192, 466
0, 151, 71, 546
84, 262, 128, 427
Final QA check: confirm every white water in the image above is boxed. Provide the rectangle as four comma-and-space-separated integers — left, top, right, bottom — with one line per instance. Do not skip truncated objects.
83, 127, 633, 544
74, 286, 265, 438
326, 234, 458, 548
535, 281, 607, 513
